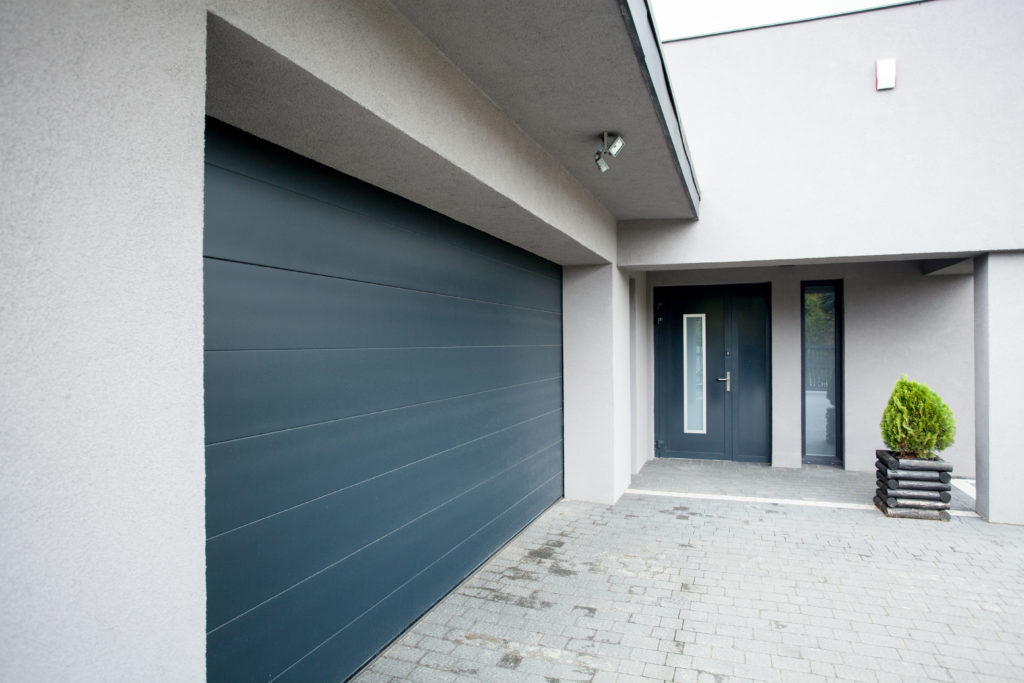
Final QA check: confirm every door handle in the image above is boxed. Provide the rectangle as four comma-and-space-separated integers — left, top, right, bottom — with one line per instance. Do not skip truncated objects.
716, 371, 731, 392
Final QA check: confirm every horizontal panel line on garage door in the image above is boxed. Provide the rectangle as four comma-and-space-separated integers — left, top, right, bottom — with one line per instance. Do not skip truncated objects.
204, 162, 565, 289
205, 120, 560, 284
203, 151, 561, 282
268, 470, 563, 682
205, 256, 560, 351
206, 407, 563, 542
208, 438, 562, 635
204, 166, 561, 312
205, 346, 563, 444
204, 375, 562, 447
204, 255, 562, 316
206, 378, 562, 536
206, 413, 562, 626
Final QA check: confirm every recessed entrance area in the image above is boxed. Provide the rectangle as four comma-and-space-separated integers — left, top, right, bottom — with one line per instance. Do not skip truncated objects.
802, 280, 844, 466
653, 284, 771, 462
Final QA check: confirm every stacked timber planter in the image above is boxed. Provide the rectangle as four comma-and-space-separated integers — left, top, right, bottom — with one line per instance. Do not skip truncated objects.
874, 449, 952, 522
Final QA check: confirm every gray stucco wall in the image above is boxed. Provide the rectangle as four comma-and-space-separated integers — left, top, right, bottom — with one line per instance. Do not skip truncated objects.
0, 1, 207, 680
648, 261, 975, 477
974, 252, 1024, 523
623, 0, 1024, 268
844, 264, 975, 476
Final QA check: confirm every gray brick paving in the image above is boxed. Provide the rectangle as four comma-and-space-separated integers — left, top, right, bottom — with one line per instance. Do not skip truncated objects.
354, 459, 1024, 682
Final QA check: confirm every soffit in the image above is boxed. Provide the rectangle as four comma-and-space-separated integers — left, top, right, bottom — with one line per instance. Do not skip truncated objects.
390, 0, 698, 221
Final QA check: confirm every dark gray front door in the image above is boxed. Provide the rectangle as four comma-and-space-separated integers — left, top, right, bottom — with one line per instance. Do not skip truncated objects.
654, 284, 770, 462
203, 119, 563, 682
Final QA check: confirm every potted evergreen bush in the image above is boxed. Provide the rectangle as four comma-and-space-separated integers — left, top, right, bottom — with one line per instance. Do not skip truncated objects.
874, 376, 957, 521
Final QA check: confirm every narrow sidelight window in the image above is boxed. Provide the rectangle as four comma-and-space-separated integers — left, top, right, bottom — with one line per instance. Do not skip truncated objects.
683, 313, 706, 434
801, 282, 843, 465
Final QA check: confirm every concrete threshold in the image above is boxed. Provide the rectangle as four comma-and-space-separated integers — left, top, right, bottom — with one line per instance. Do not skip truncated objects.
625, 487, 980, 517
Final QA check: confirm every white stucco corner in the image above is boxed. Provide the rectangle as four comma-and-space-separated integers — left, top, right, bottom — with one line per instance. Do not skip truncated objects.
974, 252, 1024, 524
1, 1, 208, 679
563, 265, 633, 505
770, 276, 803, 468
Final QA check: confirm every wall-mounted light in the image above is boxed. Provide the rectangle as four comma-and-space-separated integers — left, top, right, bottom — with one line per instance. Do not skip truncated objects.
594, 131, 625, 172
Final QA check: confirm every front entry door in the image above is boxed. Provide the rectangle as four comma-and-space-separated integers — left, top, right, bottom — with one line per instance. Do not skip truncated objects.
654, 284, 771, 462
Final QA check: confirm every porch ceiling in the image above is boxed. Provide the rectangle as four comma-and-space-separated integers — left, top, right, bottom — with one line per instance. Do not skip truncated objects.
390, 0, 699, 221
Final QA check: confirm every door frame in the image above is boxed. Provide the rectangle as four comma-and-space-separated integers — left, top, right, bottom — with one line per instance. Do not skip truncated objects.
653, 283, 772, 462
800, 279, 845, 466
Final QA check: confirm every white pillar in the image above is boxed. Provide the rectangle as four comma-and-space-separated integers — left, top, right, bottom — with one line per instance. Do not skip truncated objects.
771, 276, 803, 467
974, 252, 1024, 524
629, 272, 655, 474
563, 264, 632, 504
0, 3, 207, 679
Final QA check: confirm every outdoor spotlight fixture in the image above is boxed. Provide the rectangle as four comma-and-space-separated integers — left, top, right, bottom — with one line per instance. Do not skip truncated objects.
594, 132, 625, 172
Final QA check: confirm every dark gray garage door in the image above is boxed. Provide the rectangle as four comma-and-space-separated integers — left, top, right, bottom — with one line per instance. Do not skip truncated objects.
204, 119, 564, 682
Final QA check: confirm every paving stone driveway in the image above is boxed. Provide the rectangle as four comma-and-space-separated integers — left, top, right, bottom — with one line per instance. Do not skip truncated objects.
355, 460, 1024, 682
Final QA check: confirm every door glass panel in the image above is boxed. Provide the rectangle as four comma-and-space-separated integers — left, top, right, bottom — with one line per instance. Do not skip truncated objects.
803, 285, 837, 459
683, 313, 706, 434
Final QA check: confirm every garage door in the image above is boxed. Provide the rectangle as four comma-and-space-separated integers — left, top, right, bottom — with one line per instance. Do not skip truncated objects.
204, 119, 564, 681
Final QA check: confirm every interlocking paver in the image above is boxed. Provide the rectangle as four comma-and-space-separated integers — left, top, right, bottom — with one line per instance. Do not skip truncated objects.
355, 459, 1024, 682
384, 644, 424, 663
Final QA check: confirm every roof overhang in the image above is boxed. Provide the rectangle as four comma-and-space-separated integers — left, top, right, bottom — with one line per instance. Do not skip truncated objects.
390, 0, 700, 221
206, 0, 698, 267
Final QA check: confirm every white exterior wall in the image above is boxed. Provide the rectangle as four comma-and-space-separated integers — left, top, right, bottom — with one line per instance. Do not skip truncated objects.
0, 2, 208, 681
613, 268, 632, 493
622, 0, 1024, 269
563, 266, 634, 504
770, 277, 804, 468
648, 262, 975, 476
844, 264, 975, 475
974, 252, 1024, 523
621, 0, 1020, 514
629, 273, 656, 473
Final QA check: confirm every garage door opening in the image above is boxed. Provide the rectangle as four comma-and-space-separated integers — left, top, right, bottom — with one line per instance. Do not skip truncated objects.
203, 119, 564, 681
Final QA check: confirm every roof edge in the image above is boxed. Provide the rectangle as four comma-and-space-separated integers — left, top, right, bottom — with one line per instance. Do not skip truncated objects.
661, 0, 936, 43
619, 0, 701, 217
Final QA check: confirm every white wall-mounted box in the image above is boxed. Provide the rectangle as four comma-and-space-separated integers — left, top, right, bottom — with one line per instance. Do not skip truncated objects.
876, 58, 897, 90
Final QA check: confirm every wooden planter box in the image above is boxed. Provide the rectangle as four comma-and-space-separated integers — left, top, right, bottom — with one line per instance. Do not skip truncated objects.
874, 449, 952, 521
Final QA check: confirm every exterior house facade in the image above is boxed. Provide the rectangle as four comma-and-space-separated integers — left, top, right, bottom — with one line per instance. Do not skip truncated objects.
1, 0, 1022, 680
641, 0, 1024, 501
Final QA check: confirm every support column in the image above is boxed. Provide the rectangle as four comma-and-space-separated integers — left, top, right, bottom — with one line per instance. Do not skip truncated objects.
629, 272, 655, 474
563, 264, 632, 504
771, 276, 803, 467
0, 3, 207, 679
974, 252, 1024, 524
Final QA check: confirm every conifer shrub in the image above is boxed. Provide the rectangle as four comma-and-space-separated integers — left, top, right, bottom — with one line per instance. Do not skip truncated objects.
880, 375, 956, 459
